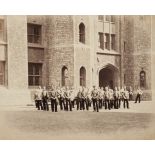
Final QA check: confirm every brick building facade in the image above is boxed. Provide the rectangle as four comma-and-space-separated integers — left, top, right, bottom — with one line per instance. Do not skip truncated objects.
0, 15, 154, 105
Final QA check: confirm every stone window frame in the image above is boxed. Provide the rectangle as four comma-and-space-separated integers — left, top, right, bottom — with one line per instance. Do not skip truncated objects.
111, 15, 115, 23
105, 15, 115, 23
0, 61, 5, 85
98, 15, 104, 21
79, 22, 85, 44
98, 32, 104, 50
28, 63, 42, 86
80, 66, 86, 87
111, 34, 116, 50
27, 23, 42, 44
105, 33, 110, 50
140, 69, 146, 89
62, 66, 68, 87
0, 19, 4, 41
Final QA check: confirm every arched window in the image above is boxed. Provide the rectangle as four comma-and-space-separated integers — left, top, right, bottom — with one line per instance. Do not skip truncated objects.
79, 23, 85, 43
140, 69, 146, 89
80, 67, 86, 87
62, 66, 68, 87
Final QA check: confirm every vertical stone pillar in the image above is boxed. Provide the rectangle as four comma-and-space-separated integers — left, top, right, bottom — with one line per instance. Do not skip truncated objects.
2, 15, 31, 105
7, 16, 28, 89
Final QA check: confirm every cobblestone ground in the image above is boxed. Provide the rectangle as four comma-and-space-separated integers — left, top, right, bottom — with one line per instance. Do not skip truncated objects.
0, 101, 155, 140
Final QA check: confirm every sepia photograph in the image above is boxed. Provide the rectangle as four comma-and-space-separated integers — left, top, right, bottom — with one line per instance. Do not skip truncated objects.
0, 15, 155, 140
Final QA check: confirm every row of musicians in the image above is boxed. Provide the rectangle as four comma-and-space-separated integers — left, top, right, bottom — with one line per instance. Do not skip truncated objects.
34, 86, 142, 112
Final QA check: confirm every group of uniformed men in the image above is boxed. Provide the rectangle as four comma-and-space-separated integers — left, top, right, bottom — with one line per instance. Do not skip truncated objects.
34, 85, 143, 112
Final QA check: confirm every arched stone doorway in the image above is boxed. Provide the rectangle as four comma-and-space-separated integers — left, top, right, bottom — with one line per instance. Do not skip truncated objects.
99, 64, 119, 89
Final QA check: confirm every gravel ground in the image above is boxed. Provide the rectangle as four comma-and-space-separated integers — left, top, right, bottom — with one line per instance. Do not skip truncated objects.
0, 109, 155, 140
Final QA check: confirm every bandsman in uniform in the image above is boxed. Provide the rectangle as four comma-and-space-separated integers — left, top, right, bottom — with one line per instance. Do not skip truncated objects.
113, 87, 118, 109
87, 88, 92, 107
123, 87, 129, 109
129, 86, 133, 101
98, 87, 104, 109
64, 86, 72, 111
135, 87, 143, 103
70, 87, 75, 109
57, 87, 64, 110
104, 86, 110, 110
86, 87, 92, 108
120, 87, 125, 108
81, 87, 89, 110
42, 86, 49, 111
117, 87, 122, 108
91, 86, 99, 112
34, 86, 43, 110
109, 88, 114, 109
77, 87, 82, 110
49, 86, 58, 112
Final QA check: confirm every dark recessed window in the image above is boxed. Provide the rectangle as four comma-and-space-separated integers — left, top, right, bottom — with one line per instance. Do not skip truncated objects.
62, 66, 68, 87
111, 34, 115, 50
124, 41, 126, 52
79, 23, 85, 43
98, 32, 104, 50
111, 15, 115, 22
27, 24, 41, 44
80, 67, 86, 87
98, 15, 104, 21
28, 63, 42, 86
140, 70, 146, 89
105, 15, 110, 22
105, 33, 110, 50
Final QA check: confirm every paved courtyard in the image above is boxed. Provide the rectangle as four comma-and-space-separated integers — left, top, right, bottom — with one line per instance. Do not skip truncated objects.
0, 101, 155, 140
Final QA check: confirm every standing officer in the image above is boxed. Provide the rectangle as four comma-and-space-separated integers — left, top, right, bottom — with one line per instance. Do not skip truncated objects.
50, 86, 57, 112
135, 87, 143, 103
91, 86, 99, 112
42, 86, 49, 111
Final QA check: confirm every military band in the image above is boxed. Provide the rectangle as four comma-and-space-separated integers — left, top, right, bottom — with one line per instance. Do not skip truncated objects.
34, 85, 143, 112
